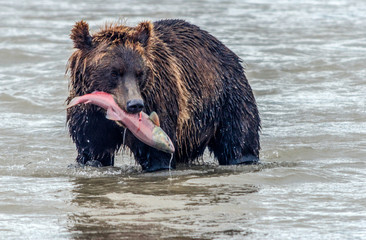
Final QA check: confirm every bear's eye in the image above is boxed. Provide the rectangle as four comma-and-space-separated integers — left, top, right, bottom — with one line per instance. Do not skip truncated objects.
111, 71, 119, 80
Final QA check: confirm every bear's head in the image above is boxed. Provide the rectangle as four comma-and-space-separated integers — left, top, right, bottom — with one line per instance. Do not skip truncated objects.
67, 20, 154, 114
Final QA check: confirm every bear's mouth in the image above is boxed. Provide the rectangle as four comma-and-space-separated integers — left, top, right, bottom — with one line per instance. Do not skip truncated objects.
110, 94, 126, 112
106, 94, 127, 128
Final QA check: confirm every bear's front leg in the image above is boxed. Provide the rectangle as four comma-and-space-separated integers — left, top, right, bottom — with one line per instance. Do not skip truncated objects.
127, 137, 175, 172
68, 107, 123, 167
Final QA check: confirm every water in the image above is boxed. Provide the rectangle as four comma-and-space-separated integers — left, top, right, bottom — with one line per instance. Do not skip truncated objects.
1, 0, 365, 239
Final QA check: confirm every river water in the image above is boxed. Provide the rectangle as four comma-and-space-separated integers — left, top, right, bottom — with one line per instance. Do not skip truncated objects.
0, 0, 365, 239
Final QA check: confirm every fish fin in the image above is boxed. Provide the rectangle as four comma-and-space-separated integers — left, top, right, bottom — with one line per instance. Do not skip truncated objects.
149, 111, 160, 127
106, 108, 120, 121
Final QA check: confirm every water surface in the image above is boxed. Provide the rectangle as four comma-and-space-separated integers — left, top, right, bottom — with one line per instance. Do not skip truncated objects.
0, 0, 365, 239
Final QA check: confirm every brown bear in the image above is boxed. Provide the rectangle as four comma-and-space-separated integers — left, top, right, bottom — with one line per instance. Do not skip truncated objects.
66, 19, 260, 172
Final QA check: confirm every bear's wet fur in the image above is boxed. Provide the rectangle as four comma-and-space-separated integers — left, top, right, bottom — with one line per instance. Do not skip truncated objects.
66, 19, 260, 172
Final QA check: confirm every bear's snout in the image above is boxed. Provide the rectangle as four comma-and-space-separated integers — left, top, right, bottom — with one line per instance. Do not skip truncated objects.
126, 99, 144, 114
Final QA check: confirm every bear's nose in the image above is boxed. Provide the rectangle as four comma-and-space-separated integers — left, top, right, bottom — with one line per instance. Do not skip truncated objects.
126, 99, 144, 114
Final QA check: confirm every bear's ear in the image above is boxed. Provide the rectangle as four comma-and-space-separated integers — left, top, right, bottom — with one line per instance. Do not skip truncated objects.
70, 20, 92, 50
133, 21, 153, 47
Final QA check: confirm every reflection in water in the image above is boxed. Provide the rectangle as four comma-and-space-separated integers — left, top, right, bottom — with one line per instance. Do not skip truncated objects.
67, 166, 260, 239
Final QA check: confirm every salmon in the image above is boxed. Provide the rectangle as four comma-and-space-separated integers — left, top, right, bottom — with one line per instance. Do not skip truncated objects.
67, 91, 175, 154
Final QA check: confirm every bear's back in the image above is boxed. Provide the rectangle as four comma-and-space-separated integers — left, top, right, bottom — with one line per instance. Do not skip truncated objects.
153, 19, 234, 59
